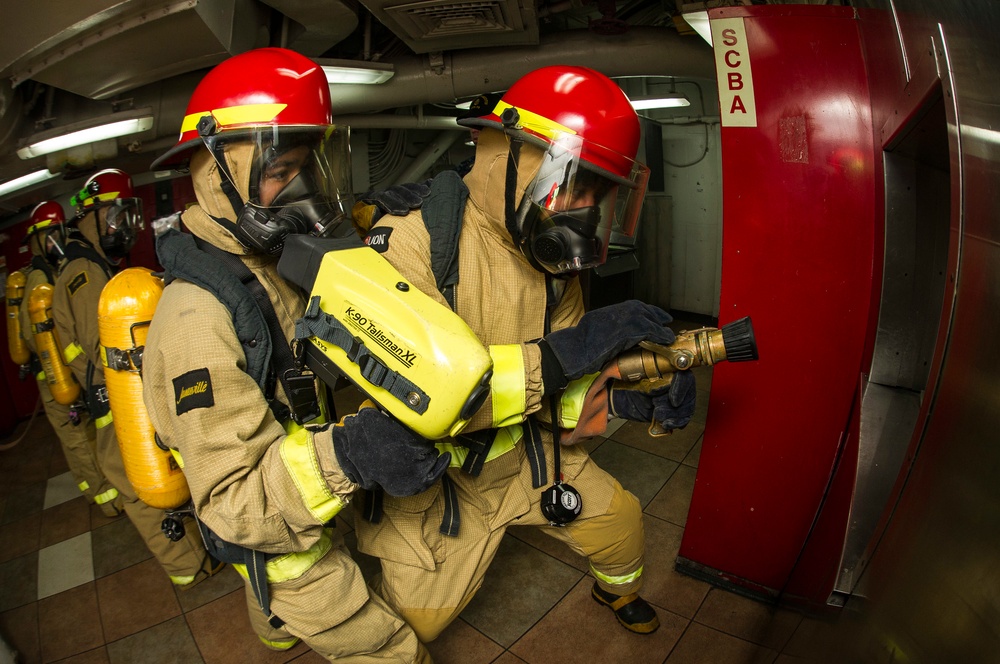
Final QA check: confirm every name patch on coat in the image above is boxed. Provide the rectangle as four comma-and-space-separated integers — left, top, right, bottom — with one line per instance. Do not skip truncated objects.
67, 272, 89, 296
173, 368, 214, 415
365, 227, 393, 253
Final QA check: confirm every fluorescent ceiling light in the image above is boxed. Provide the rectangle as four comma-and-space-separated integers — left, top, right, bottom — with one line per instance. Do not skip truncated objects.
0, 169, 59, 198
17, 109, 154, 160
631, 94, 691, 110
319, 59, 394, 85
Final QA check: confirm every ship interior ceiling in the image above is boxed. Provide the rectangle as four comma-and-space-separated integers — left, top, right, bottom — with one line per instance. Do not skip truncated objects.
2, 0, 1000, 663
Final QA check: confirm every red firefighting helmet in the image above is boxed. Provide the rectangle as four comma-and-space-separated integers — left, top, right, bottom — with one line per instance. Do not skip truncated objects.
151, 47, 334, 170
458, 65, 644, 183
459, 65, 649, 274
26, 200, 65, 235
70, 168, 144, 258
71, 168, 135, 212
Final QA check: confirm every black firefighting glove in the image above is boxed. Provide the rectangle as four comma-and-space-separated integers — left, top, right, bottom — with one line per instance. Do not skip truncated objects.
331, 408, 451, 497
351, 181, 432, 235
610, 370, 697, 431
537, 300, 677, 393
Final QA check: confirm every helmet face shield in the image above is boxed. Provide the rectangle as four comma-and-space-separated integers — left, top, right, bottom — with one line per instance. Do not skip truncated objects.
100, 198, 145, 258
517, 132, 650, 274
209, 124, 355, 253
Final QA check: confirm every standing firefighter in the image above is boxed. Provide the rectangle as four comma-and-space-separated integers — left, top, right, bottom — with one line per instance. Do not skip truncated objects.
50, 168, 219, 588
19, 201, 120, 517
141, 47, 443, 660
355, 65, 697, 640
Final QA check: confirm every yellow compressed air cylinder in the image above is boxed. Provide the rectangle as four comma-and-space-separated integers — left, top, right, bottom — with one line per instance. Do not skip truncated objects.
98, 267, 190, 510
6, 270, 30, 365
27, 283, 80, 405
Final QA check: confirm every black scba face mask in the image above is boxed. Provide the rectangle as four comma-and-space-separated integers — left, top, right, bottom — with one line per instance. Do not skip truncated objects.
234, 169, 346, 256
100, 229, 134, 259
520, 203, 603, 274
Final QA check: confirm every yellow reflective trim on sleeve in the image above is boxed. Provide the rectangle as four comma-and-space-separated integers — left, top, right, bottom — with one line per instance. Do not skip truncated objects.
590, 564, 644, 588
559, 373, 600, 429
279, 427, 346, 524
78, 480, 90, 492
232, 528, 333, 584
63, 341, 84, 364
169, 448, 185, 470
94, 411, 114, 429
489, 344, 526, 428
180, 103, 288, 134
435, 423, 522, 468
36, 370, 46, 381
94, 487, 119, 505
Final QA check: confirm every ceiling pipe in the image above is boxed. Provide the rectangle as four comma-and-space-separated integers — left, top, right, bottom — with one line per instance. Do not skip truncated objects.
328, 27, 716, 115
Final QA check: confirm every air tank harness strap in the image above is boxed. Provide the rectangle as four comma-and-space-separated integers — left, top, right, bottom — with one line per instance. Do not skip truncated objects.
84, 363, 112, 429
193, 238, 321, 425
295, 297, 430, 416
362, 419, 546, 537
193, 513, 283, 628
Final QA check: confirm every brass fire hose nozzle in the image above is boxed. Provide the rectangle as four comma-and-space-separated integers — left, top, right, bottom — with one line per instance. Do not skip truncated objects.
612, 316, 758, 435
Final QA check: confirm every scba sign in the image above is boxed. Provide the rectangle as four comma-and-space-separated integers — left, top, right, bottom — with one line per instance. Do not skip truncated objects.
712, 18, 758, 127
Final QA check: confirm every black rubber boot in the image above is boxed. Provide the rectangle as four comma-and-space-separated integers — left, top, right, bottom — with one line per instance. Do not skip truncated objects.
591, 582, 660, 634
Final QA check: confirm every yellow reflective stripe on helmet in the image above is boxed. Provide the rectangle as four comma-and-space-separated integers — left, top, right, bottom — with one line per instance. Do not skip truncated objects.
494, 100, 576, 141
94, 487, 119, 505
79, 191, 121, 208
64, 341, 84, 364
27, 220, 54, 235
94, 411, 114, 429
232, 528, 333, 584
279, 427, 345, 524
78, 480, 90, 492
489, 344, 526, 428
591, 564, 643, 587
559, 373, 600, 429
435, 423, 522, 468
180, 103, 288, 135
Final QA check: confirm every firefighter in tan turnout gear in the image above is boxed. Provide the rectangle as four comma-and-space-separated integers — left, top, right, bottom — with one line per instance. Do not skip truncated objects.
355, 65, 697, 641
49, 168, 219, 588
19, 201, 120, 517
142, 47, 443, 660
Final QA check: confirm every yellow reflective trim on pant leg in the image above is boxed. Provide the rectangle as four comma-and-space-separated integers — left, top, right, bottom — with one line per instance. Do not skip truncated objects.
94, 411, 113, 429
231, 529, 334, 584
591, 564, 644, 588
78, 480, 90, 493
489, 344, 526, 428
63, 341, 84, 365
170, 574, 196, 586
259, 635, 300, 650
279, 428, 345, 524
94, 487, 119, 505
559, 373, 600, 429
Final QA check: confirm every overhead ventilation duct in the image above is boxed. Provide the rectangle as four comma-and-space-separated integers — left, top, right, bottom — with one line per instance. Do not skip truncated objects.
327, 27, 716, 115
0, 0, 318, 100
359, 0, 539, 54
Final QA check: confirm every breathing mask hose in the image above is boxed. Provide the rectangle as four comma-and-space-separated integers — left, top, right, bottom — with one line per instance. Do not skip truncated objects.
613, 316, 758, 394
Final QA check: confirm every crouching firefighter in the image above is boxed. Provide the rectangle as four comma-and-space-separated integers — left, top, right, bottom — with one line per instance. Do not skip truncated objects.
353, 65, 697, 641
50, 168, 220, 589
142, 47, 445, 661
